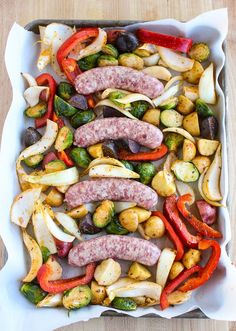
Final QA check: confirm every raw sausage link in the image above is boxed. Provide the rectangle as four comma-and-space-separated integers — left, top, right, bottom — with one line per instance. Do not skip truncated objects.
74, 66, 164, 98
65, 178, 158, 210
74, 118, 163, 149
68, 235, 161, 266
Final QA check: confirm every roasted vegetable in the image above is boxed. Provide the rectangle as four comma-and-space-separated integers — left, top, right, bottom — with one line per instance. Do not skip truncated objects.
24, 154, 44, 168
54, 126, 73, 152
67, 205, 88, 219
143, 53, 160, 66
70, 147, 92, 168
68, 94, 88, 110
87, 143, 104, 158
102, 140, 119, 158
79, 213, 102, 234
164, 133, 184, 152
135, 162, 156, 185
112, 297, 137, 311
98, 54, 118, 66
45, 160, 66, 173
94, 258, 121, 286
169, 262, 185, 280
159, 97, 178, 110
192, 156, 211, 174
157, 46, 194, 72
160, 109, 183, 128
57, 82, 75, 101
23, 127, 42, 147
102, 105, 125, 118
195, 99, 214, 117
54, 239, 73, 258
134, 43, 158, 57
182, 249, 201, 269
89, 164, 139, 179
93, 200, 115, 228
119, 209, 139, 232
177, 95, 194, 115
105, 215, 129, 235
142, 65, 171, 80
40, 246, 52, 263
24, 102, 47, 118
144, 216, 165, 238
142, 108, 160, 126
102, 43, 119, 58
115, 31, 139, 53
37, 292, 63, 308
182, 60, 204, 84
196, 200, 217, 225
70, 109, 96, 128
118, 139, 141, 154
151, 170, 176, 197
175, 181, 195, 204
200, 116, 218, 140
182, 139, 196, 161
188, 42, 210, 62
91, 281, 107, 304
120, 160, 134, 171
156, 248, 176, 287
21, 283, 47, 305
130, 100, 149, 119
62, 285, 92, 310
54, 95, 78, 117
114, 201, 137, 213
77, 52, 102, 71
42, 152, 57, 169
197, 139, 219, 156
167, 290, 192, 306
183, 112, 200, 136
183, 85, 199, 102
128, 262, 151, 281
118, 53, 144, 70
199, 63, 216, 104
45, 188, 64, 207
171, 160, 199, 182
55, 212, 82, 240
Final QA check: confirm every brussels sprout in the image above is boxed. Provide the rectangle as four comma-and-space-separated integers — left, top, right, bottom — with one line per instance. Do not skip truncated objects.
55, 126, 73, 152
171, 160, 199, 182
164, 133, 184, 152
130, 101, 149, 119
69, 94, 88, 110
70, 147, 92, 168
195, 99, 214, 117
57, 82, 75, 101
159, 97, 178, 110
70, 109, 96, 128
54, 95, 78, 117
105, 215, 129, 235
24, 154, 44, 168
115, 32, 139, 53
118, 53, 144, 70
98, 54, 118, 67
160, 109, 183, 128
108, 91, 130, 108
93, 200, 115, 228
62, 285, 92, 310
102, 44, 119, 58
188, 43, 210, 62
120, 160, 134, 171
24, 127, 42, 147
41, 246, 51, 263
77, 52, 102, 71
21, 283, 47, 305
135, 162, 156, 185
45, 160, 67, 173
112, 297, 137, 311
24, 102, 47, 118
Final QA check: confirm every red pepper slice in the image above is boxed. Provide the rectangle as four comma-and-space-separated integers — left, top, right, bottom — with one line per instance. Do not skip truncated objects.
52, 112, 65, 129
86, 94, 96, 108
118, 144, 168, 161
152, 211, 184, 261
179, 239, 221, 292
37, 262, 96, 293
35, 73, 57, 128
57, 150, 74, 167
177, 194, 222, 238
163, 195, 201, 248
61, 58, 82, 84
160, 265, 202, 310
137, 29, 193, 53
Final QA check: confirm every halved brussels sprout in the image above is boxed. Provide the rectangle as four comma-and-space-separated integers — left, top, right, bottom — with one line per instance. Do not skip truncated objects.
98, 55, 118, 67
102, 44, 119, 58
62, 285, 92, 310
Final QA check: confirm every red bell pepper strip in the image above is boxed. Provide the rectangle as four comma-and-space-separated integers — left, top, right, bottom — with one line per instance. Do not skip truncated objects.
52, 112, 65, 129
54, 238, 73, 258
160, 265, 202, 310
177, 194, 222, 239
57, 150, 74, 167
37, 262, 96, 293
152, 211, 184, 261
35, 73, 57, 128
137, 29, 193, 53
61, 58, 82, 84
86, 94, 96, 108
179, 239, 221, 292
163, 195, 202, 248
118, 144, 168, 161
106, 29, 126, 43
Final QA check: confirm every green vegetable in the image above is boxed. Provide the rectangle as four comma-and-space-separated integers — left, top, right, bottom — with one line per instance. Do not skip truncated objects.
70, 147, 92, 168
24, 154, 44, 168
93, 200, 115, 228
20, 283, 47, 305
24, 102, 47, 118
188, 43, 210, 62
120, 160, 134, 171
171, 160, 199, 182
40, 246, 51, 263
102, 44, 119, 58
77, 52, 102, 71
98, 55, 118, 67
118, 53, 144, 70
55, 126, 73, 152
105, 216, 129, 235
164, 133, 184, 152
70, 109, 96, 128
112, 297, 137, 311
45, 160, 67, 173
57, 82, 75, 101
196, 99, 214, 118
130, 101, 149, 119
159, 97, 178, 110
62, 285, 92, 310
108, 91, 130, 108
135, 162, 156, 185
160, 109, 183, 128
54, 95, 78, 117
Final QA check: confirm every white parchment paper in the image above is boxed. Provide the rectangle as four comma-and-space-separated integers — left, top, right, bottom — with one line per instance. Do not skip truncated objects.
1, 8, 236, 331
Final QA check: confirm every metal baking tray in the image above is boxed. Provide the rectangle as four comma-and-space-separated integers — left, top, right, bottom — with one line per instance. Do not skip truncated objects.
23, 19, 227, 319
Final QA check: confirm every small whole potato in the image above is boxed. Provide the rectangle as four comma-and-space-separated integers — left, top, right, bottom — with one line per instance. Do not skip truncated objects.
45, 188, 64, 207
169, 262, 185, 280
182, 249, 201, 269
119, 209, 139, 232
144, 216, 165, 238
